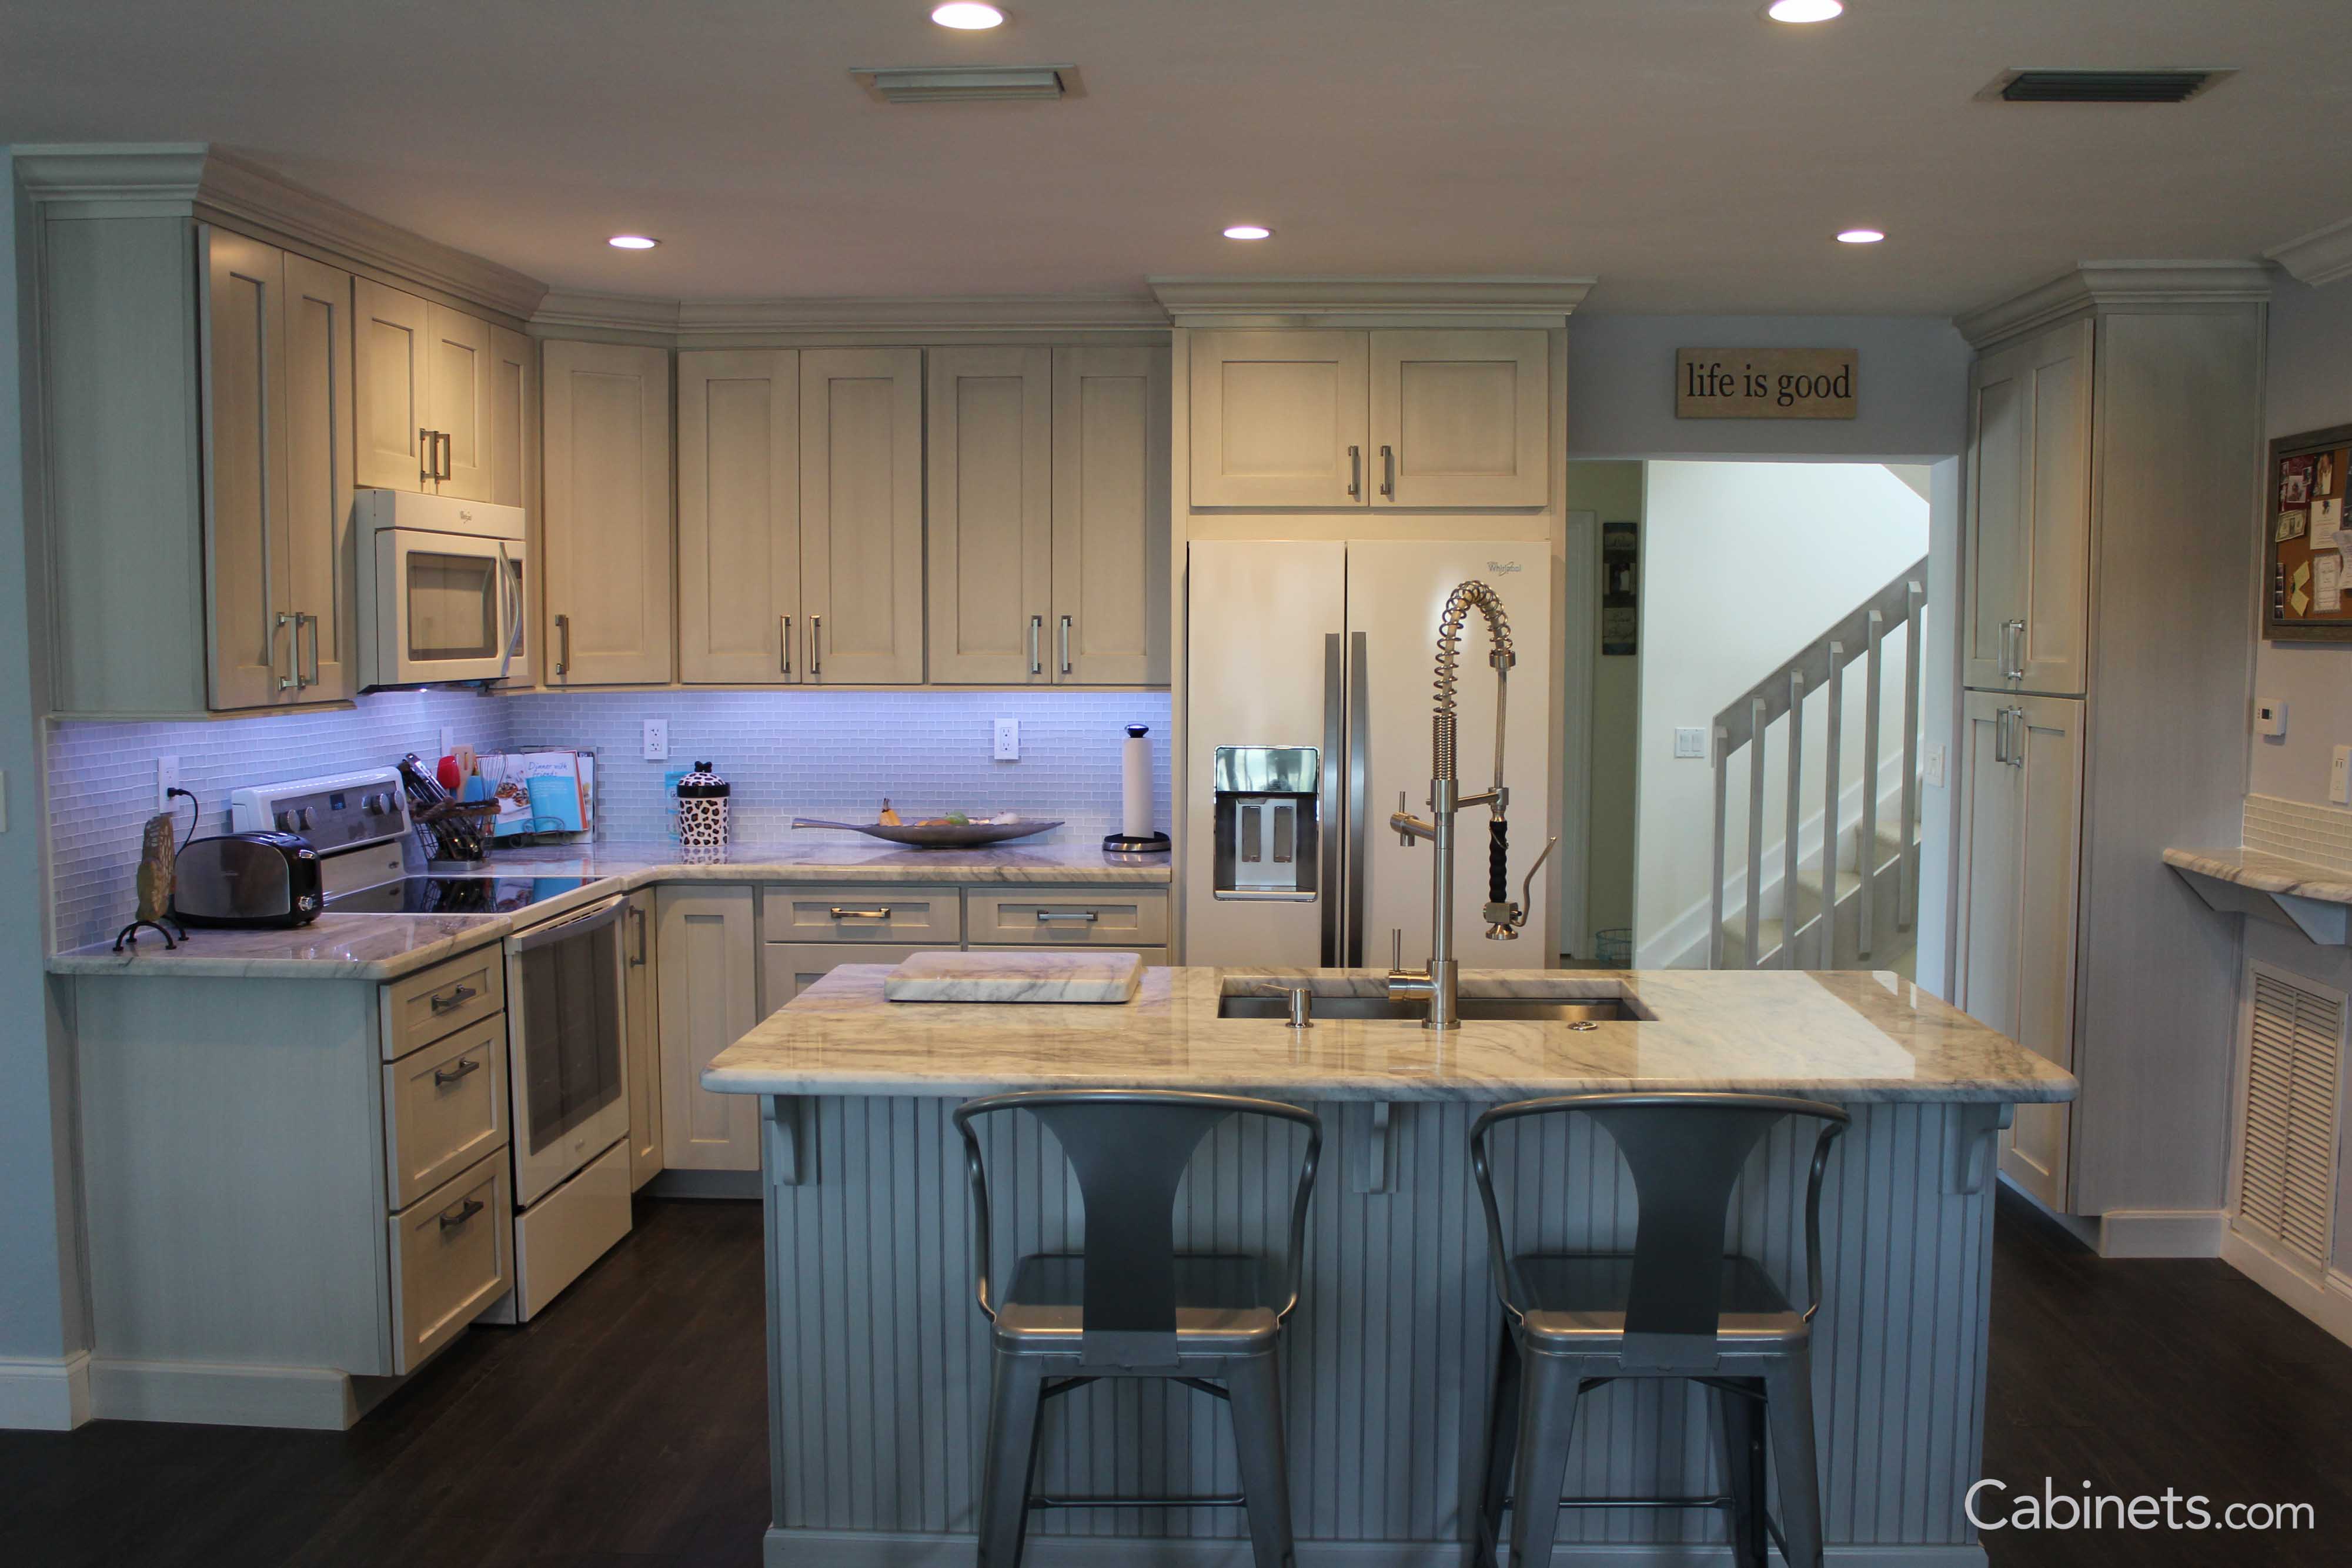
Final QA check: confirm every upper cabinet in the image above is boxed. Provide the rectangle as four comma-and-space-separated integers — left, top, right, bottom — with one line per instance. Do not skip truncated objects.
1964, 316, 2092, 696
927, 346, 1053, 685
1051, 345, 1171, 684
1189, 328, 1547, 510
542, 340, 674, 687
800, 348, 926, 684
679, 349, 802, 686
353, 279, 524, 505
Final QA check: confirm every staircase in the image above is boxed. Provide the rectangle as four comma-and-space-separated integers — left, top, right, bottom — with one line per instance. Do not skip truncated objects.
1708, 559, 1927, 971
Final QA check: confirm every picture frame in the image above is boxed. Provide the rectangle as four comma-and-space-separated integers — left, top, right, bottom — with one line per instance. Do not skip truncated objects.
2266, 422, 2352, 643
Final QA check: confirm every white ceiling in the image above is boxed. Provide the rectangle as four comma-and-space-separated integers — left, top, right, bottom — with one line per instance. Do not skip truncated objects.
4, 1, 2346, 315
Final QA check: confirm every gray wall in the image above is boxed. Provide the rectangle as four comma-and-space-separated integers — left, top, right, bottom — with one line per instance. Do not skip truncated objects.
1, 151, 82, 1372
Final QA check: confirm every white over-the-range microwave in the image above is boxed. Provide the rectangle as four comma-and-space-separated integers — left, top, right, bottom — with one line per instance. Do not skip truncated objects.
355, 487, 530, 690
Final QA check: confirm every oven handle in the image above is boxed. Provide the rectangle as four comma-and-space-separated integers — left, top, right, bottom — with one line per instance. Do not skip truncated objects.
509, 894, 627, 955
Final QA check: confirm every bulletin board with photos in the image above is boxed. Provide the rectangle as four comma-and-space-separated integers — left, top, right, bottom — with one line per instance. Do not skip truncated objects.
2268, 422, 2352, 642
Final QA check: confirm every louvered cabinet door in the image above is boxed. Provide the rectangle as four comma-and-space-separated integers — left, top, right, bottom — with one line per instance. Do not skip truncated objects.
2236, 965, 2345, 1273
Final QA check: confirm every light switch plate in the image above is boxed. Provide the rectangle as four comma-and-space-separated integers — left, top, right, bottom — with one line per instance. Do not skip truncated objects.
1925, 744, 1947, 789
2257, 697, 2288, 737
993, 718, 1020, 761
2332, 747, 2350, 805
155, 755, 180, 811
642, 718, 670, 761
1673, 727, 1708, 760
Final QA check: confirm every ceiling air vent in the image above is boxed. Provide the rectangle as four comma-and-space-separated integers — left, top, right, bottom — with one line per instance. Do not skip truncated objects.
851, 63, 1079, 103
1982, 68, 2233, 104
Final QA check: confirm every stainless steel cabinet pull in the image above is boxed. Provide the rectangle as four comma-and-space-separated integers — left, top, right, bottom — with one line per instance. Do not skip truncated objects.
1028, 614, 1043, 676
2003, 618, 2025, 680
432, 1057, 483, 1086
828, 907, 891, 921
420, 427, 437, 486
1058, 614, 1073, 675
299, 611, 320, 688
780, 615, 793, 676
630, 905, 649, 966
1379, 443, 1395, 498
810, 615, 822, 678
1347, 444, 1361, 497
276, 611, 299, 690
1992, 707, 2009, 765
1035, 910, 1098, 923
2008, 707, 2027, 768
428, 983, 477, 1013
437, 1196, 485, 1231
554, 613, 571, 677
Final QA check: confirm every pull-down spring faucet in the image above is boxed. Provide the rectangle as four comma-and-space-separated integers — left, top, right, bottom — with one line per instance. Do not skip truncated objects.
1387, 580, 1557, 1031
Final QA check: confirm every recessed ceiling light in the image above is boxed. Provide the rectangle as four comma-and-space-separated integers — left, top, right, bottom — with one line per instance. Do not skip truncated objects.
1222, 224, 1274, 241
608, 235, 660, 250
1836, 228, 1885, 244
931, 2, 1005, 28
1766, 0, 1844, 21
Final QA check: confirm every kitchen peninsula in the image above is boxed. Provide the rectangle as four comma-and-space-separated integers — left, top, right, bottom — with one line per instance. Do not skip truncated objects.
706, 964, 2072, 1564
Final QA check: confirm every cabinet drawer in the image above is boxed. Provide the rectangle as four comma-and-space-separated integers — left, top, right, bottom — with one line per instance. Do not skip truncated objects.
760, 885, 962, 944
965, 889, 1168, 946
763, 942, 958, 1014
383, 1019, 509, 1211
382, 946, 506, 1060
387, 1149, 511, 1375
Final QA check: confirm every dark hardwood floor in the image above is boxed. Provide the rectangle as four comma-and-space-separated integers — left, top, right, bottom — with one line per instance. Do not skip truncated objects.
4, 1188, 2347, 1566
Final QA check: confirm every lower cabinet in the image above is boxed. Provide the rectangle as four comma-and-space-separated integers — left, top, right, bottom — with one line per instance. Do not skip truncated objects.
386, 1149, 512, 1375
624, 889, 662, 1189
762, 942, 956, 1010
657, 884, 763, 1172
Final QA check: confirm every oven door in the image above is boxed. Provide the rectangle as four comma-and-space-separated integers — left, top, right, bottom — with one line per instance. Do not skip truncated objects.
505, 895, 630, 1208
369, 527, 528, 687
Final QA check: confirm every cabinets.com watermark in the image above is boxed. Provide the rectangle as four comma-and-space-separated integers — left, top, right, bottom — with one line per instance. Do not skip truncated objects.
1969, 1479, 2316, 1533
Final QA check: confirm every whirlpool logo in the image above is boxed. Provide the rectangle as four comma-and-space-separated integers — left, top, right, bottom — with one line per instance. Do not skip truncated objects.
1486, 560, 1524, 576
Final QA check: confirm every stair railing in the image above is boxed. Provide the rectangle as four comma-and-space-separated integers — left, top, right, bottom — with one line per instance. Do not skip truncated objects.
1707, 559, 1927, 969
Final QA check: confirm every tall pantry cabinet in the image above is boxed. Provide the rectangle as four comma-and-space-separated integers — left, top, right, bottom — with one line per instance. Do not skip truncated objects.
1954, 265, 2267, 1230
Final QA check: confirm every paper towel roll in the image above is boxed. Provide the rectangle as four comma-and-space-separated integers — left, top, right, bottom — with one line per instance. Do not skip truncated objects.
1121, 724, 1154, 838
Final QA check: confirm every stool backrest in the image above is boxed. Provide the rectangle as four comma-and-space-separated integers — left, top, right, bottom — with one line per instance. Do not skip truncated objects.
951, 1089, 1322, 1368
1470, 1092, 1847, 1372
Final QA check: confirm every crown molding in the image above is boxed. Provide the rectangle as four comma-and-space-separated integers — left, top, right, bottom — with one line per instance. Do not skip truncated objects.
2266, 216, 2352, 289
1148, 275, 1596, 325
1956, 260, 2273, 348
530, 289, 1170, 347
12, 142, 548, 323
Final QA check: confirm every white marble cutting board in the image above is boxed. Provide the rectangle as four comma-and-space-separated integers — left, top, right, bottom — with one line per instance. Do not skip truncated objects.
883, 949, 1144, 1004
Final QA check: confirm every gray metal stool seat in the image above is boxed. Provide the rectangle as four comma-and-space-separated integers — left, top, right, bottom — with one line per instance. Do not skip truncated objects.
953, 1089, 1323, 1568
1469, 1092, 1848, 1568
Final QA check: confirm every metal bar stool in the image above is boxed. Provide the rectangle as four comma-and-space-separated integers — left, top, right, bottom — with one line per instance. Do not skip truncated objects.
951, 1089, 1324, 1568
1468, 1092, 1848, 1568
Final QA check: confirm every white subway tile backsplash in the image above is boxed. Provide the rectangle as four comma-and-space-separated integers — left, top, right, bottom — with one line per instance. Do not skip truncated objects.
2244, 793, 2352, 875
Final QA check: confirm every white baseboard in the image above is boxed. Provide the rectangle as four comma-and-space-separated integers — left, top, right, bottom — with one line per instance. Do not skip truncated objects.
0, 1350, 92, 1430
2095, 1209, 2226, 1259
2219, 1225, 2352, 1350
88, 1358, 396, 1430
763, 1528, 1985, 1568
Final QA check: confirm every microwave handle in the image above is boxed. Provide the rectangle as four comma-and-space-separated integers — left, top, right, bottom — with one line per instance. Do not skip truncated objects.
510, 894, 627, 955
495, 542, 520, 680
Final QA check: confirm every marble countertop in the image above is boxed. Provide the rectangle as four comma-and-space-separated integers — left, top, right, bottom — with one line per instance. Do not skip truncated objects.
703, 965, 2077, 1105
2163, 847, 2352, 905
49, 838, 1170, 981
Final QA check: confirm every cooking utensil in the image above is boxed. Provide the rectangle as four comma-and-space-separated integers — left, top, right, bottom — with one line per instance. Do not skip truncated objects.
790, 817, 1064, 848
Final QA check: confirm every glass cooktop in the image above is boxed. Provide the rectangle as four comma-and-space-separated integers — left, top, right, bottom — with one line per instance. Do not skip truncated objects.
327, 876, 592, 916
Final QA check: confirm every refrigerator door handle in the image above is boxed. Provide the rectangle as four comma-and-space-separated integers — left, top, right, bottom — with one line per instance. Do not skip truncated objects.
1320, 633, 1345, 967
1346, 629, 1371, 968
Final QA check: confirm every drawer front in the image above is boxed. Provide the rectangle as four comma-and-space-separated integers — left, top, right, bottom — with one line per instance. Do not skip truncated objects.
965, 888, 1169, 946
387, 1149, 511, 1374
383, 1019, 510, 1211
762, 942, 959, 1014
760, 884, 963, 944
383, 946, 507, 1059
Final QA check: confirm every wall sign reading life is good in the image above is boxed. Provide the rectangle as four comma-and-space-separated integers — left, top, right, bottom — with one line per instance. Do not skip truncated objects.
1676, 347, 1857, 420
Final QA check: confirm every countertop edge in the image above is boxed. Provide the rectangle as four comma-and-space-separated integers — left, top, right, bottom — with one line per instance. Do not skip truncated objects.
2165, 845, 2352, 904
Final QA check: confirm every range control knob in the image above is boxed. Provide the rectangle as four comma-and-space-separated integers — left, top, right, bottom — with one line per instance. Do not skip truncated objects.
295, 806, 318, 831
274, 810, 293, 833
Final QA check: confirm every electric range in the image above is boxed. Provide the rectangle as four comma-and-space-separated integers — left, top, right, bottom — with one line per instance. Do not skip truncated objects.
325, 875, 593, 916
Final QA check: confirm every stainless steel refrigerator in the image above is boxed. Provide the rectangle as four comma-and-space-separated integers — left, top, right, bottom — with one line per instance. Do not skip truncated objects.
1184, 539, 1553, 967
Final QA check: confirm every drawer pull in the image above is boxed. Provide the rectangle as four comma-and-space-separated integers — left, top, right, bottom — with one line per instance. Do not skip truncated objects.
828, 907, 893, 921
428, 984, 478, 1013
437, 1196, 486, 1231
432, 1057, 483, 1087
1035, 910, 1100, 924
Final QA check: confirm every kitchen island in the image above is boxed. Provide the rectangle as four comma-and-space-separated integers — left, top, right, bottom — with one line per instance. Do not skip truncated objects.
706, 965, 2071, 1567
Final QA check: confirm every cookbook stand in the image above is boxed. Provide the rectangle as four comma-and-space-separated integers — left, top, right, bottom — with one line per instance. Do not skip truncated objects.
112, 915, 184, 951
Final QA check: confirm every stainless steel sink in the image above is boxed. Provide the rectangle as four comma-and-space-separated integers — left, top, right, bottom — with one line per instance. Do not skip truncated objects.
1217, 991, 1638, 1023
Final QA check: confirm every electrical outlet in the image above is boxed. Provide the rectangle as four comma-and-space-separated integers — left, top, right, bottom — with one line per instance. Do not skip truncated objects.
642, 718, 670, 761
155, 755, 181, 811
2257, 697, 2288, 738
1673, 727, 1707, 760
993, 718, 1020, 761
2332, 747, 2350, 805
1924, 744, 1947, 789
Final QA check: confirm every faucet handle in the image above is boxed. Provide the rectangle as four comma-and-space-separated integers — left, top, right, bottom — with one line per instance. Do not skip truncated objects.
1394, 791, 1415, 848
1391, 928, 1404, 973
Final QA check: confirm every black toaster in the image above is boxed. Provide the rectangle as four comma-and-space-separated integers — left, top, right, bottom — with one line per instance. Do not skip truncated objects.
172, 832, 325, 929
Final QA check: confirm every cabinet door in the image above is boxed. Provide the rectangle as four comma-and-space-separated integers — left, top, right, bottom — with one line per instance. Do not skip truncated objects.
1051, 345, 1170, 685
1965, 317, 2092, 695
623, 891, 662, 1189
1190, 330, 1368, 507
487, 325, 534, 511
928, 346, 1051, 684
353, 278, 429, 493
198, 226, 292, 711
800, 348, 924, 683
426, 305, 495, 500
282, 254, 357, 702
1369, 330, 1548, 507
656, 885, 760, 1172
679, 350, 801, 685
542, 339, 674, 686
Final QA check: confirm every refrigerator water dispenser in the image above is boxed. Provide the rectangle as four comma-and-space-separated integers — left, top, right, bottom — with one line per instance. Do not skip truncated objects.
1211, 746, 1321, 901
